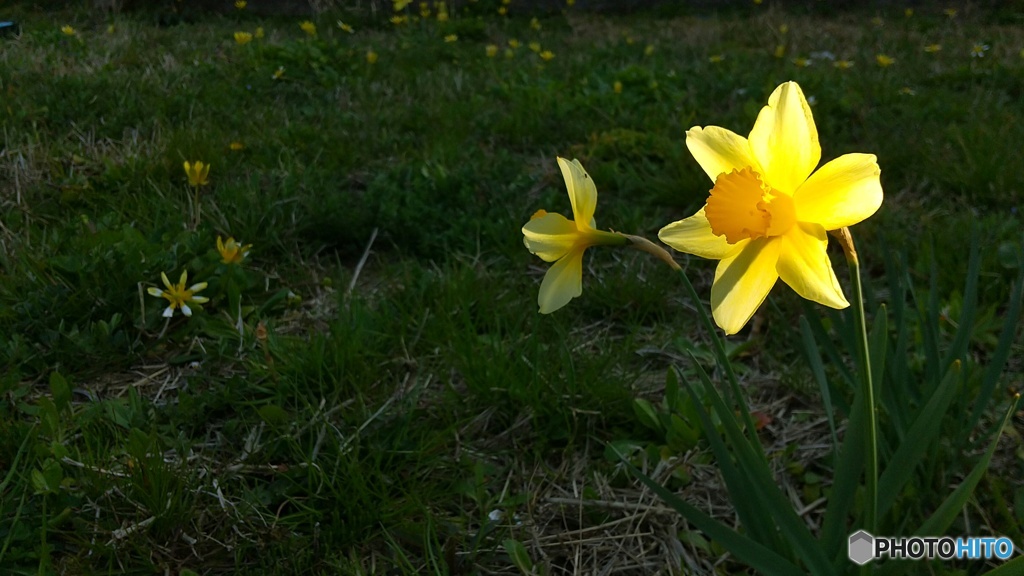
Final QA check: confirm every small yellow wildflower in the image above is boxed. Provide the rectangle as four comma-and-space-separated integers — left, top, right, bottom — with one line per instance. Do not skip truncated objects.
644, 44, 655, 56
528, 41, 541, 52
300, 21, 317, 36
508, 39, 521, 49
876, 54, 895, 67
924, 44, 942, 53
485, 44, 498, 57
943, 8, 957, 18
234, 31, 253, 45
421, 2, 431, 17
217, 236, 252, 265
774, 44, 786, 58
106, 24, 115, 34
255, 27, 265, 39
183, 161, 210, 187
367, 50, 379, 64
148, 271, 209, 318
833, 60, 854, 69
337, 21, 355, 33
613, 81, 623, 93
390, 15, 407, 25
497, 6, 507, 15
229, 141, 244, 151
793, 57, 811, 67
61, 25, 76, 36
971, 43, 989, 58
235, 0, 247, 9
709, 54, 724, 63
437, 10, 449, 21
444, 34, 458, 43
539, 50, 554, 61
394, 0, 412, 10
272, 66, 285, 79
530, 17, 541, 31
779, 24, 788, 34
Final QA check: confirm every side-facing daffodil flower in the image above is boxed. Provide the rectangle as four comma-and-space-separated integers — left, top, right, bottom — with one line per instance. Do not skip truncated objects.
184, 161, 210, 187
522, 158, 628, 314
659, 81, 882, 335
148, 270, 209, 317
217, 236, 252, 264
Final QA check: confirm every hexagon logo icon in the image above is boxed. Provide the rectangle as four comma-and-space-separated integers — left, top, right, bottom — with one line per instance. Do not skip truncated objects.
848, 530, 875, 565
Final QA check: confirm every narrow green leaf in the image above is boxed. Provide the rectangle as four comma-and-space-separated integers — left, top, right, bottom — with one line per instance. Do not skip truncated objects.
688, 357, 836, 575
800, 301, 855, 406
940, 226, 981, 372
799, 317, 839, 456
503, 539, 534, 574
877, 362, 962, 518
49, 371, 72, 413
967, 265, 1024, 435
820, 376, 868, 563
621, 457, 803, 576
979, 554, 1024, 576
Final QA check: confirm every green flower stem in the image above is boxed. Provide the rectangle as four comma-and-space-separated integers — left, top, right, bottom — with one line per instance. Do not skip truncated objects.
676, 267, 764, 454
844, 233, 878, 534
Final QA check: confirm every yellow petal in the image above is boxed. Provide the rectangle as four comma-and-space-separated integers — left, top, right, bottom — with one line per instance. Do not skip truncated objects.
794, 153, 882, 230
658, 207, 740, 260
777, 223, 849, 309
522, 212, 579, 262
711, 237, 780, 335
183, 161, 191, 174
747, 81, 820, 194
538, 247, 585, 314
147, 287, 164, 297
161, 272, 173, 289
556, 157, 597, 230
685, 126, 761, 182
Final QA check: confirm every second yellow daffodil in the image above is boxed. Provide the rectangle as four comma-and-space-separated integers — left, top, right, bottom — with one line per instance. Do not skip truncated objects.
522, 158, 628, 314
659, 81, 882, 335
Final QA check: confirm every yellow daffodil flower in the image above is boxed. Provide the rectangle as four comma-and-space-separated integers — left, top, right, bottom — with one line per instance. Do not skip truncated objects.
234, 31, 253, 45
539, 50, 554, 61
300, 21, 317, 36
148, 270, 209, 317
184, 161, 210, 187
485, 44, 498, 57
658, 81, 883, 335
217, 236, 252, 264
61, 25, 76, 36
875, 54, 894, 67
522, 158, 628, 314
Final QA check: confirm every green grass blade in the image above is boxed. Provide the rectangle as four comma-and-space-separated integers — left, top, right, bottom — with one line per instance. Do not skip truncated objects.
687, 356, 836, 575
940, 226, 981, 371
799, 316, 839, 456
966, 264, 1024, 435
622, 459, 804, 576
877, 361, 962, 519
978, 554, 1024, 576
820, 375, 868, 563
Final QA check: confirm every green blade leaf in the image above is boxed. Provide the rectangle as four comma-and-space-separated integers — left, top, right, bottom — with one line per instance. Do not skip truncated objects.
799, 316, 838, 457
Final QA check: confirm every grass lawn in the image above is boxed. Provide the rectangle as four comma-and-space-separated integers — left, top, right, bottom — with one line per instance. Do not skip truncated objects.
1, 1, 1023, 574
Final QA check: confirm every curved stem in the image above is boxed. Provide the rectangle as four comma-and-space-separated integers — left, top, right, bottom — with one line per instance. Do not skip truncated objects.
847, 241, 877, 533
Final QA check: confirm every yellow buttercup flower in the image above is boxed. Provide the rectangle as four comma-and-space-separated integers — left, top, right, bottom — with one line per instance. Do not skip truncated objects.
366, 50, 379, 64
234, 31, 253, 45
528, 41, 541, 52
61, 25, 76, 36
522, 158, 629, 314
183, 161, 210, 187
658, 82, 883, 335
539, 50, 554, 61
394, 0, 412, 10
391, 15, 407, 25
508, 39, 521, 49
485, 44, 498, 57
497, 6, 507, 15
148, 270, 209, 318
300, 21, 317, 36
217, 236, 252, 265
530, 17, 541, 31
875, 54, 894, 67
444, 34, 458, 43
235, 1, 247, 8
